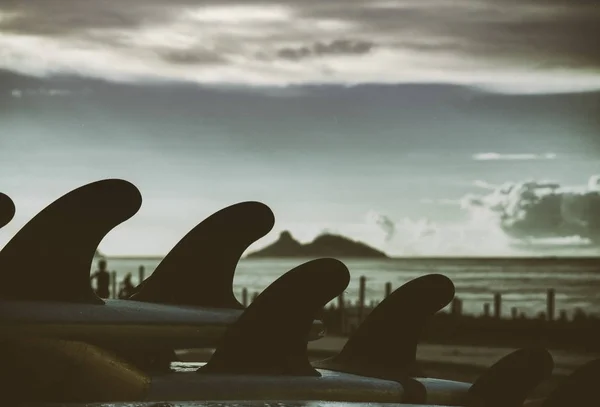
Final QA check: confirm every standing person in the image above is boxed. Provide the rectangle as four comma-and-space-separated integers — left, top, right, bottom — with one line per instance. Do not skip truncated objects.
90, 259, 110, 298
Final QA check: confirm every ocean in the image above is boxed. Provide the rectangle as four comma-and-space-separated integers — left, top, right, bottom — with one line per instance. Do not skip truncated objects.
96, 257, 600, 318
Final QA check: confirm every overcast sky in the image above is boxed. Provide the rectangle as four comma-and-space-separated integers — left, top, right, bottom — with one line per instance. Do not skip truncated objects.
1, 1, 599, 256
1, 0, 600, 92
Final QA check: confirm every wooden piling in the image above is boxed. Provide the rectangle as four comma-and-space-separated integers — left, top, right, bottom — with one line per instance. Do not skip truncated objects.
385, 282, 392, 298
451, 297, 462, 317
483, 303, 490, 317
111, 271, 117, 299
358, 276, 366, 323
547, 288, 555, 322
494, 293, 502, 319
138, 266, 145, 285
338, 293, 346, 334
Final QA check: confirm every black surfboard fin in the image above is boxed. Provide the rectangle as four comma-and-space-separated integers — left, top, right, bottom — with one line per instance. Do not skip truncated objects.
0, 192, 16, 229
129, 201, 274, 308
468, 348, 554, 407
0, 179, 141, 304
538, 359, 600, 407
198, 258, 350, 376
313, 274, 454, 378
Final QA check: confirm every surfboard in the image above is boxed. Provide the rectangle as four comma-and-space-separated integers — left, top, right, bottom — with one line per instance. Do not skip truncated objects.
3, 179, 596, 406
0, 299, 324, 350
2, 255, 594, 407
4, 260, 588, 406
0, 259, 467, 404
0, 180, 322, 356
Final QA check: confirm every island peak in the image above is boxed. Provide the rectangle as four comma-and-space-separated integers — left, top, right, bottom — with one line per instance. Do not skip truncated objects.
247, 230, 388, 259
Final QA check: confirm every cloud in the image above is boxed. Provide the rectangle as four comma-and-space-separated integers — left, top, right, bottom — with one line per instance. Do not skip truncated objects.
158, 47, 226, 65
461, 175, 600, 244
363, 175, 600, 255
9, 88, 76, 97
473, 180, 500, 190
366, 210, 396, 241
419, 198, 461, 205
1, 0, 599, 92
473, 152, 558, 161
364, 210, 516, 256
276, 39, 375, 60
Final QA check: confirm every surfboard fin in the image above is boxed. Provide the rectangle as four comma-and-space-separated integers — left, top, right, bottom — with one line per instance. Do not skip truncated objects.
0, 179, 141, 304
537, 358, 600, 407
198, 258, 349, 376
313, 274, 454, 378
467, 347, 554, 407
0, 192, 15, 229
129, 201, 274, 308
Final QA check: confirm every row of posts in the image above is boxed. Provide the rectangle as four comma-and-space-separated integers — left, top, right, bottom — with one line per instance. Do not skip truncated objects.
454, 288, 558, 321
108, 269, 560, 321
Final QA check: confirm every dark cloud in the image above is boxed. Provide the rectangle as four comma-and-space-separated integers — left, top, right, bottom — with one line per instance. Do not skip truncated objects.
158, 48, 226, 65
0, 1, 160, 36
277, 39, 375, 60
293, 1, 600, 70
445, 13, 600, 70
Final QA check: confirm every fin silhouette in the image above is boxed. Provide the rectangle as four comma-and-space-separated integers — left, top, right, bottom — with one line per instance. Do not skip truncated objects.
468, 348, 554, 407
0, 193, 16, 229
539, 358, 600, 407
198, 258, 349, 376
314, 274, 454, 378
0, 179, 141, 304
129, 201, 274, 308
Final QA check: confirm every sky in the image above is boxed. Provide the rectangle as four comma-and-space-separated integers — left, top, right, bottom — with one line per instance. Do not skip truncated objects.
1, 0, 599, 257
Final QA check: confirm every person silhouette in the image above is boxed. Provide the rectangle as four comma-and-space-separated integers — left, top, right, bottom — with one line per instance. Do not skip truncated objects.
118, 272, 135, 299
90, 259, 110, 298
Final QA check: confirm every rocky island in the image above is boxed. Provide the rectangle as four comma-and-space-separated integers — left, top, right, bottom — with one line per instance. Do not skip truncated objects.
246, 231, 388, 259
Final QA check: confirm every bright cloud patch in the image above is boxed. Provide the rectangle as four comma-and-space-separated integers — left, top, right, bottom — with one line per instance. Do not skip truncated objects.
186, 5, 292, 23
364, 211, 514, 256
473, 153, 558, 161
463, 175, 600, 244
362, 175, 600, 256
10, 88, 76, 98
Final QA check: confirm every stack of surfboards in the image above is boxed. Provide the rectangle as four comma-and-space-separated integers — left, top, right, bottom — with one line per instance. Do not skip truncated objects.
0, 180, 597, 406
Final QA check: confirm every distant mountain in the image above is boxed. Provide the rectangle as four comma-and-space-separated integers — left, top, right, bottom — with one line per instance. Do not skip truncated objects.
94, 249, 104, 258
246, 231, 388, 259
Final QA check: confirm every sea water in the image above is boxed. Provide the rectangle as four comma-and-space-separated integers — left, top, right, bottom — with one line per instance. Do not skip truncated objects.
94, 257, 600, 318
